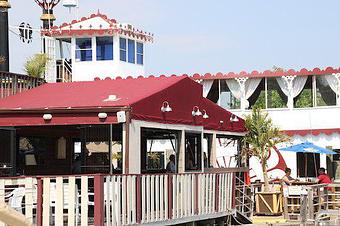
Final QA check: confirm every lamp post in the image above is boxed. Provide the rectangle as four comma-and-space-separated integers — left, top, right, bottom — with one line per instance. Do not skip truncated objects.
34, 0, 61, 29
0, 0, 11, 72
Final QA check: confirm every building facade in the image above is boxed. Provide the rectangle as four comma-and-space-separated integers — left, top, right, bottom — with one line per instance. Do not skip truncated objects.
194, 68, 340, 181
41, 12, 153, 82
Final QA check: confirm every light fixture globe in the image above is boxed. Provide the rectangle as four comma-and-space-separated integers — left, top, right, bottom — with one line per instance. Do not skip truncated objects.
161, 101, 172, 113
230, 114, 239, 122
43, 113, 52, 121
202, 110, 209, 119
192, 106, 202, 117
98, 112, 108, 119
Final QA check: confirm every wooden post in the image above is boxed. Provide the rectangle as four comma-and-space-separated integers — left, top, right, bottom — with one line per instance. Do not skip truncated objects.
36, 178, 43, 226
94, 175, 104, 226
307, 188, 314, 221
136, 175, 142, 223
215, 174, 219, 212
168, 175, 173, 219
195, 174, 199, 215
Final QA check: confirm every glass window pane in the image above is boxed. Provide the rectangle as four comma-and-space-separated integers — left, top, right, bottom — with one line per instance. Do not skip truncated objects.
219, 80, 240, 109
128, 39, 135, 63
120, 38, 126, 49
267, 78, 287, 108
75, 50, 92, 61
119, 38, 126, 62
249, 79, 265, 109
76, 38, 92, 49
137, 54, 143, 65
137, 42, 143, 54
316, 76, 336, 106
75, 38, 92, 62
96, 37, 113, 61
295, 76, 313, 108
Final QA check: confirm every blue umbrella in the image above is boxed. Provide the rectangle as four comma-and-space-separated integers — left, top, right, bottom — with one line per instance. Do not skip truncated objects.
280, 142, 336, 155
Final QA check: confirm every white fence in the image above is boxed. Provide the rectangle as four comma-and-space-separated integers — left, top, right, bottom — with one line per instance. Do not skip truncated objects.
0, 172, 235, 226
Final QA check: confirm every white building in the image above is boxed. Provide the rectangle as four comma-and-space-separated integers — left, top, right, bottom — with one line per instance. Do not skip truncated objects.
41, 12, 153, 82
195, 69, 340, 181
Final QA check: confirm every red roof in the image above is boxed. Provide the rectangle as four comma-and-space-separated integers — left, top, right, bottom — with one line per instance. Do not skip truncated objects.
42, 12, 153, 42
0, 76, 245, 133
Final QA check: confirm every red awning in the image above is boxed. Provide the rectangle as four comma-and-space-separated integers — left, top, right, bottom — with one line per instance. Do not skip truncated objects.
0, 76, 246, 133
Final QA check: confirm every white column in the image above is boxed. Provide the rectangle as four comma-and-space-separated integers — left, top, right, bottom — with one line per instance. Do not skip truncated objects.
210, 133, 217, 168
178, 130, 186, 173
127, 121, 141, 174
92, 36, 97, 62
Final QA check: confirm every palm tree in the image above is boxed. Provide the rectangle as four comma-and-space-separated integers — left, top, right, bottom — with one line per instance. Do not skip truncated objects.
24, 53, 49, 78
243, 108, 289, 192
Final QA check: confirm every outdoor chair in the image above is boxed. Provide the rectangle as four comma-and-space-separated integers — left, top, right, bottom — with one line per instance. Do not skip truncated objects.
49, 182, 80, 225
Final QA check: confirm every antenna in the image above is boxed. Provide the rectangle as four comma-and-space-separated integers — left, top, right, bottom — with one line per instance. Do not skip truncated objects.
62, 0, 79, 19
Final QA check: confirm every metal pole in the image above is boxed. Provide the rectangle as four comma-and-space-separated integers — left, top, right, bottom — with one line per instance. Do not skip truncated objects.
109, 124, 113, 174
0, 0, 11, 72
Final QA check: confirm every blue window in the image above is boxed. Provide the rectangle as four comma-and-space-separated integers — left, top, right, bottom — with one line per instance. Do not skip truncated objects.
75, 38, 92, 61
136, 42, 143, 65
128, 39, 135, 63
96, 37, 113, 61
120, 38, 126, 61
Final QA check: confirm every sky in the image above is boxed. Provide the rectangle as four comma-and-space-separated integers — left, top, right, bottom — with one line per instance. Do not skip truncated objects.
8, 0, 340, 75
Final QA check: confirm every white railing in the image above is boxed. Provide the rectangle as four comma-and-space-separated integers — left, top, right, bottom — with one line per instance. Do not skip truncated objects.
0, 172, 236, 226
104, 173, 235, 225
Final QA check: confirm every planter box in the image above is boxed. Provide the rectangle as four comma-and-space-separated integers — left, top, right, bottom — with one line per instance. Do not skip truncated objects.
255, 191, 283, 215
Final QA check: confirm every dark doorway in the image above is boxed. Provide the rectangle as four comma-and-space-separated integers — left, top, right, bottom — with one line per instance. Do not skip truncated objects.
185, 133, 202, 171
0, 128, 16, 176
297, 153, 320, 177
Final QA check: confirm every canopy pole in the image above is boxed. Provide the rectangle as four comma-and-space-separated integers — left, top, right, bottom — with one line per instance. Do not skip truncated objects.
109, 124, 113, 175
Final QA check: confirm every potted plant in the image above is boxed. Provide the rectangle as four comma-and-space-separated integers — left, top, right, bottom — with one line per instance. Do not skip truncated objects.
24, 53, 49, 78
243, 108, 289, 214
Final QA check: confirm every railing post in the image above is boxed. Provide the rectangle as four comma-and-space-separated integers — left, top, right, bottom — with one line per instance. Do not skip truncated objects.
136, 175, 142, 223
232, 172, 236, 209
94, 174, 104, 226
168, 174, 173, 219
307, 188, 314, 221
195, 174, 199, 215
215, 174, 219, 213
36, 177, 43, 226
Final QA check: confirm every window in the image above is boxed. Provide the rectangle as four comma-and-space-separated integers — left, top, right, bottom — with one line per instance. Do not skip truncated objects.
75, 38, 92, 61
316, 76, 336, 106
141, 128, 179, 173
185, 133, 202, 171
219, 80, 241, 109
267, 78, 287, 108
120, 38, 127, 61
295, 76, 313, 108
96, 36, 113, 61
136, 42, 143, 65
128, 39, 135, 63
297, 153, 320, 177
249, 79, 265, 109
